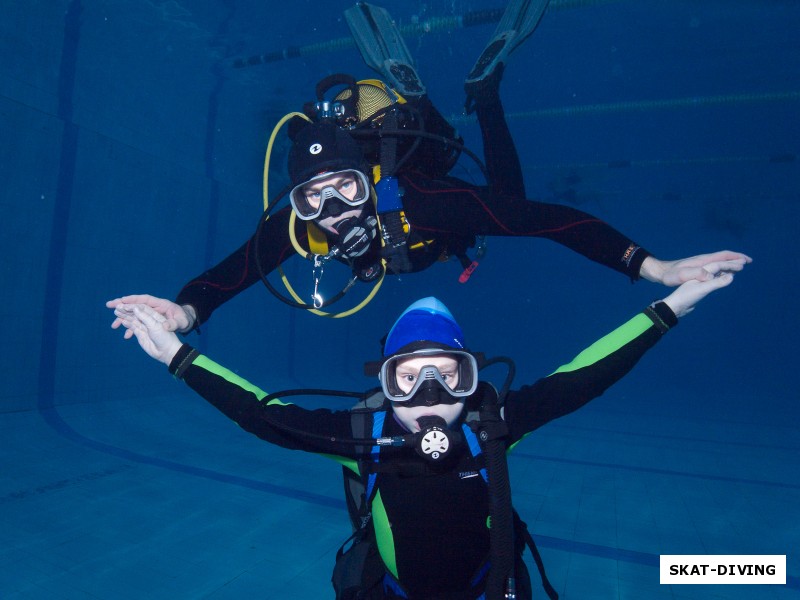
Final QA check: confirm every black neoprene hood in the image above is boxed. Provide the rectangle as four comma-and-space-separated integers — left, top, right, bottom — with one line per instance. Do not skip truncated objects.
287, 122, 365, 186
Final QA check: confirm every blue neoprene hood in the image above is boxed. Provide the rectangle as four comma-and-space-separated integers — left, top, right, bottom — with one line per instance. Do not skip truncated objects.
383, 297, 465, 356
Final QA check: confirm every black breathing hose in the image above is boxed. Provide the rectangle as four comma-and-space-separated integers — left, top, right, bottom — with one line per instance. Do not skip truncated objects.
480, 403, 516, 599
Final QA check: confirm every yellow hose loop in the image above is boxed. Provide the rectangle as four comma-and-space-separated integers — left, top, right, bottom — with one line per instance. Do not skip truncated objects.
288, 210, 311, 260
263, 112, 311, 212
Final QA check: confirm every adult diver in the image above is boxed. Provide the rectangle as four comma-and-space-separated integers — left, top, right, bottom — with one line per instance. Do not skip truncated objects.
107, 0, 751, 328
110, 266, 738, 598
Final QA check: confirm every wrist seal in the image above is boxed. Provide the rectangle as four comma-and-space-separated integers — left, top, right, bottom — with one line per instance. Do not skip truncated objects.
169, 344, 199, 378
644, 301, 678, 334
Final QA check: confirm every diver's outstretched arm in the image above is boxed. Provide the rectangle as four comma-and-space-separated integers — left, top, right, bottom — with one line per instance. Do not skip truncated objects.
110, 303, 183, 365
106, 294, 197, 337
639, 251, 752, 288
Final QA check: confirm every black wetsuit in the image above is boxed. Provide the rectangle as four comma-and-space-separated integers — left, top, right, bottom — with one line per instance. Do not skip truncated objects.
166, 303, 676, 598
175, 93, 650, 327
176, 91, 649, 325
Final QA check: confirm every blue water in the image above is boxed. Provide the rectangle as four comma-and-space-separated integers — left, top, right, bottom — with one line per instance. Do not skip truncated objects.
1, 1, 798, 598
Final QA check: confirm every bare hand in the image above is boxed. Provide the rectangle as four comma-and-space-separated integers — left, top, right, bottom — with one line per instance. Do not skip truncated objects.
111, 303, 183, 364
640, 251, 752, 287
106, 294, 195, 338
662, 272, 735, 318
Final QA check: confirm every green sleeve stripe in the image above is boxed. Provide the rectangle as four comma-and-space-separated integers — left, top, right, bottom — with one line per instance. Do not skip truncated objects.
372, 490, 398, 578
192, 356, 358, 467
550, 312, 652, 375
192, 355, 289, 405
505, 313, 654, 454
319, 454, 360, 473
340, 458, 359, 474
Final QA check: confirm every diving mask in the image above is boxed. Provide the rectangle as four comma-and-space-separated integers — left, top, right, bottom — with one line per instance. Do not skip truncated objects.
289, 169, 371, 221
380, 349, 479, 404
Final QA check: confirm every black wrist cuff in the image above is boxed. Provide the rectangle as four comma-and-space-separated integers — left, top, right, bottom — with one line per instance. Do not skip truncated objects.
168, 344, 199, 379
623, 244, 651, 282
172, 299, 202, 335
644, 301, 678, 334
186, 305, 202, 335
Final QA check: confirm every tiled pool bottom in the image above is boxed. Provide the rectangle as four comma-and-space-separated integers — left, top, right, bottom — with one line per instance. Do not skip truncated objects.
2, 394, 797, 599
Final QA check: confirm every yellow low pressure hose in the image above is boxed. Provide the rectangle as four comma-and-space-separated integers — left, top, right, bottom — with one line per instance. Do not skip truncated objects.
264, 111, 310, 212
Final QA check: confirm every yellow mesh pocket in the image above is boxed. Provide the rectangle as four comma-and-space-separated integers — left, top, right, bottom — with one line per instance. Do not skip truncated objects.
336, 80, 404, 125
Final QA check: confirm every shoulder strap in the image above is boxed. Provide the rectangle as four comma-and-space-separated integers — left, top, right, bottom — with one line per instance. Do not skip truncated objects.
468, 382, 558, 600
344, 393, 390, 530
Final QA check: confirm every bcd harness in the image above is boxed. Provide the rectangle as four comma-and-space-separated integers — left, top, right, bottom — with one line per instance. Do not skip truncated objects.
304, 77, 482, 280
334, 386, 559, 600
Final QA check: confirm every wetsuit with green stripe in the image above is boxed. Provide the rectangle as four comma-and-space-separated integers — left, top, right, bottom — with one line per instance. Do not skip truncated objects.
166, 302, 677, 598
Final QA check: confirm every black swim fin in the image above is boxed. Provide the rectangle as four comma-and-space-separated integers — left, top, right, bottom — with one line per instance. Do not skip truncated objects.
465, 0, 551, 88
344, 2, 426, 96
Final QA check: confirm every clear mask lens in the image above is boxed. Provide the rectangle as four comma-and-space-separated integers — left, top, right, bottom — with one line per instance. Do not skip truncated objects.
289, 169, 371, 221
380, 350, 479, 403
